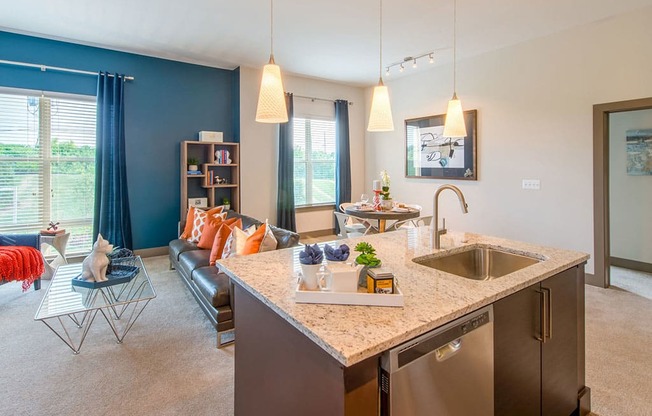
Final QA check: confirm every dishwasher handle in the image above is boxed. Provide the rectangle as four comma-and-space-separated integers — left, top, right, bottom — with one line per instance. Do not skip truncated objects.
435, 338, 462, 362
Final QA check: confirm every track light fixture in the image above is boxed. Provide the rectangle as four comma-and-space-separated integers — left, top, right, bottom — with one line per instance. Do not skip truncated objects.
384, 51, 435, 76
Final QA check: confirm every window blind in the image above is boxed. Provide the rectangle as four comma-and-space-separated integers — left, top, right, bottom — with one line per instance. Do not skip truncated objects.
0, 92, 96, 254
293, 117, 336, 206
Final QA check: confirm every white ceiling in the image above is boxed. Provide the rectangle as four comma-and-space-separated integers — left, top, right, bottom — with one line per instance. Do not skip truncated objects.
2, 0, 651, 86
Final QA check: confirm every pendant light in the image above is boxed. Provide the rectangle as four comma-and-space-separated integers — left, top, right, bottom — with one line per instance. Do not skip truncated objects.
443, 0, 467, 138
255, 0, 288, 123
367, 0, 394, 132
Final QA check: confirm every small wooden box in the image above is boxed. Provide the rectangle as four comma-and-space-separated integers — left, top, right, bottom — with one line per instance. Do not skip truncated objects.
367, 274, 394, 294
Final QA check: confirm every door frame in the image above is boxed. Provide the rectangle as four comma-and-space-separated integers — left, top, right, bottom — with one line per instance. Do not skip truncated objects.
591, 97, 652, 287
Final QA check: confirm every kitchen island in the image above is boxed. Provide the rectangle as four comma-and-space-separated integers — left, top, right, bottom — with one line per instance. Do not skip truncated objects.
217, 227, 591, 416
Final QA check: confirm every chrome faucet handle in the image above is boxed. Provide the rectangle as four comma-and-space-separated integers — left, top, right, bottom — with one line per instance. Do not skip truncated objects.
438, 218, 448, 236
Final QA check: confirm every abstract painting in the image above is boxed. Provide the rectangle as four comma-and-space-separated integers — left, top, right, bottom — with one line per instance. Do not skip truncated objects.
405, 110, 477, 180
626, 129, 652, 175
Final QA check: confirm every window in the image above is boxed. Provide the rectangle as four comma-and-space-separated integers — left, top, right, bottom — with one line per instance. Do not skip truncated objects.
0, 90, 96, 254
293, 117, 336, 206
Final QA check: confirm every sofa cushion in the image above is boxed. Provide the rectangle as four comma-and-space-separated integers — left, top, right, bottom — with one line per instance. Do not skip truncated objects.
178, 249, 211, 276
169, 239, 198, 261
270, 225, 300, 249
193, 266, 232, 309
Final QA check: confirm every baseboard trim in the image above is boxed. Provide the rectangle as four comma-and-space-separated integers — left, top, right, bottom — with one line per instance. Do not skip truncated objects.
299, 229, 336, 239
134, 246, 169, 258
610, 257, 652, 273
578, 386, 591, 416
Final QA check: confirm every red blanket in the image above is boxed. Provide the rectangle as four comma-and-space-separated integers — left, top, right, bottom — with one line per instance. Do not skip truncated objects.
0, 246, 44, 291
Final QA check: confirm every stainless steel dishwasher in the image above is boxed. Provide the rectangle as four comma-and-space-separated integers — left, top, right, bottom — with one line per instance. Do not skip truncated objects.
380, 305, 494, 416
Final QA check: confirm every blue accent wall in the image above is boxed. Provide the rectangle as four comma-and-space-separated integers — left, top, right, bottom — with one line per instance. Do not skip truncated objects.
0, 31, 238, 250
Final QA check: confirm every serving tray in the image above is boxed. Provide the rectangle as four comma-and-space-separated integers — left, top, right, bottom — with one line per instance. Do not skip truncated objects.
72, 265, 139, 289
295, 283, 404, 307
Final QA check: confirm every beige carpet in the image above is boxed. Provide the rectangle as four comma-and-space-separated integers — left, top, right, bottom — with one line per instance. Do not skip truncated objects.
1, 257, 650, 415
585, 267, 652, 416
0, 256, 234, 416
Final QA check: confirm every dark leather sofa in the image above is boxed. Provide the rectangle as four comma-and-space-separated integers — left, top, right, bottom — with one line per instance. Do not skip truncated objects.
169, 210, 300, 347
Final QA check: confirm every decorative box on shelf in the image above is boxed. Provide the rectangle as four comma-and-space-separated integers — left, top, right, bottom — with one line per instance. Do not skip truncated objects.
294, 283, 404, 307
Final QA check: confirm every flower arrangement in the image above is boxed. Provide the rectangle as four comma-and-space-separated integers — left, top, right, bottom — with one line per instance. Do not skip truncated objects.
379, 170, 392, 201
380, 170, 391, 188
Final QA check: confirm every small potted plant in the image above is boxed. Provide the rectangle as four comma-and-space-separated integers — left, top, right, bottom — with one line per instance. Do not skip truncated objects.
354, 242, 381, 287
187, 157, 199, 172
222, 196, 231, 211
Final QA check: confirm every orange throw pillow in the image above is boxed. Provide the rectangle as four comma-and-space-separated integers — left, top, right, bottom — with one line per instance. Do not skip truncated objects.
209, 218, 243, 266
197, 216, 224, 249
179, 206, 196, 239
188, 206, 225, 243
241, 223, 267, 255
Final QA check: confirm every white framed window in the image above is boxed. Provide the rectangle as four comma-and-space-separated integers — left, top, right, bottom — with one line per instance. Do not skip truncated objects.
293, 116, 336, 207
0, 88, 96, 254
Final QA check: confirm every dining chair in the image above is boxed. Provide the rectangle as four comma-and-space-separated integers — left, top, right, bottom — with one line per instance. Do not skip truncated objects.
338, 203, 371, 233
388, 215, 433, 231
333, 212, 378, 238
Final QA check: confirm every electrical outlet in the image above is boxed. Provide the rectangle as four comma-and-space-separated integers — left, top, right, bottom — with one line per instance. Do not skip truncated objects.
522, 179, 541, 190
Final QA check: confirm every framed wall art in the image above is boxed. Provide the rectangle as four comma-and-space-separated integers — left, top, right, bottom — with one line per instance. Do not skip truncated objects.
405, 109, 477, 180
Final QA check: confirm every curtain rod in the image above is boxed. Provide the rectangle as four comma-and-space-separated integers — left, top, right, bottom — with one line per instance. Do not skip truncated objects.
0, 59, 135, 81
293, 94, 353, 105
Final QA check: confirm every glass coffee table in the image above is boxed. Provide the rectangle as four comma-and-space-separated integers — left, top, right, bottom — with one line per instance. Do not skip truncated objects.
34, 256, 156, 354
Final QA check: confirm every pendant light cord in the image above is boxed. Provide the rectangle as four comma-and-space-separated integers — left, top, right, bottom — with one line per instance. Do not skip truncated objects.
453, 0, 457, 94
270, 0, 274, 57
379, 0, 383, 81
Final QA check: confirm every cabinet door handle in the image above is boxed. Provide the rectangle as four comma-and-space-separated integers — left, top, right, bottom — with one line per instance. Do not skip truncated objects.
536, 289, 548, 343
543, 287, 552, 341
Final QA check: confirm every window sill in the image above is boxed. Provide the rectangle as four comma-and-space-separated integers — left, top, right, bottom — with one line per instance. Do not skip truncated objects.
296, 203, 335, 213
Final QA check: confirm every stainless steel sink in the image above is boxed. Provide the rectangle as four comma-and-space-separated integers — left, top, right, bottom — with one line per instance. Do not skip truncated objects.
413, 246, 541, 281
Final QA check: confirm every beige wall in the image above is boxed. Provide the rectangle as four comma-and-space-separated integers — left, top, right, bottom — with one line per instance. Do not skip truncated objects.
609, 109, 652, 264
239, 67, 366, 232
364, 6, 652, 274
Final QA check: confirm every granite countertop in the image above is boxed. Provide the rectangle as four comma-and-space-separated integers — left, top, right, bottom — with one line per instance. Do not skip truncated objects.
217, 228, 589, 367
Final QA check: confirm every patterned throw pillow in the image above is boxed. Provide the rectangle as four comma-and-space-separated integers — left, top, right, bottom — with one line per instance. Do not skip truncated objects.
188, 207, 225, 243
222, 225, 255, 259
258, 221, 278, 253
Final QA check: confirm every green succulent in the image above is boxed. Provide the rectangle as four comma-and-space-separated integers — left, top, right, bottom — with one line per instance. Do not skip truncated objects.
354, 242, 381, 267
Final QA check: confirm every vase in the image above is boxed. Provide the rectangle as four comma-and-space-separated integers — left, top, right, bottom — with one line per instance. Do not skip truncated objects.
381, 199, 393, 211
300, 263, 322, 290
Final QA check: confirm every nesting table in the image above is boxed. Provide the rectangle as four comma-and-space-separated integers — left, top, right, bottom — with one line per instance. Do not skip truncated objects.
40, 232, 69, 280
34, 257, 156, 354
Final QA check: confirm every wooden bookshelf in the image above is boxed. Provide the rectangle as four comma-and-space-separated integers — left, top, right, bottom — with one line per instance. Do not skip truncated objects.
180, 141, 240, 219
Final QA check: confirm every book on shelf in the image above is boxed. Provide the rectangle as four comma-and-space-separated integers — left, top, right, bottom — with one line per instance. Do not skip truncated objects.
187, 170, 202, 175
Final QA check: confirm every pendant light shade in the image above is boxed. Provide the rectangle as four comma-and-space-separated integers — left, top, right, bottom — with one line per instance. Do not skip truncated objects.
368, 79, 394, 132
443, 0, 466, 137
256, 55, 288, 123
256, 0, 288, 124
443, 93, 466, 137
367, 0, 394, 132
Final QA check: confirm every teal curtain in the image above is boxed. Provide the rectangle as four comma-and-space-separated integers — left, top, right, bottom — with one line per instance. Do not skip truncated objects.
335, 99, 351, 234
94, 72, 133, 249
276, 93, 296, 232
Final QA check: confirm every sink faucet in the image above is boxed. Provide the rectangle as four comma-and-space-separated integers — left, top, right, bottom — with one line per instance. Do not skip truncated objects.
431, 185, 469, 249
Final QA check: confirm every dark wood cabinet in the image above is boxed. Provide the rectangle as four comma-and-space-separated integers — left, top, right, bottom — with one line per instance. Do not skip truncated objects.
494, 266, 586, 416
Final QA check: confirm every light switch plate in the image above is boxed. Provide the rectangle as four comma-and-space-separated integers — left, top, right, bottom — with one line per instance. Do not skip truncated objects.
522, 179, 541, 190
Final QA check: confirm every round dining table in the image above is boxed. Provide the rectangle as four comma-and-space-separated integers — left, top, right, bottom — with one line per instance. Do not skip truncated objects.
344, 206, 420, 233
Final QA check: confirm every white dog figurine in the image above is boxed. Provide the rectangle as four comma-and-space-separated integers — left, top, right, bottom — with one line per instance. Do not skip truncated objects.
81, 234, 114, 282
